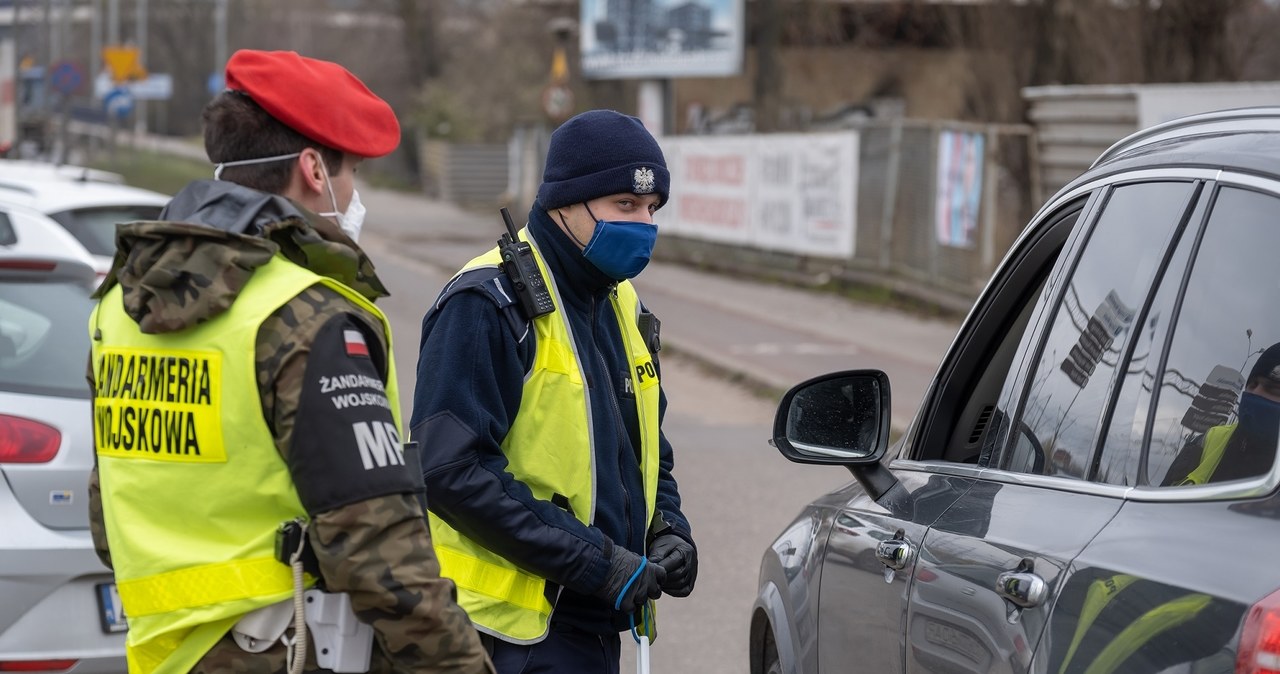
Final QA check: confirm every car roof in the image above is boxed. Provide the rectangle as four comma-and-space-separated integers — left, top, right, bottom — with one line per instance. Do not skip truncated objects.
0, 176, 170, 214
0, 159, 126, 185
1091, 107, 1280, 178
0, 203, 98, 285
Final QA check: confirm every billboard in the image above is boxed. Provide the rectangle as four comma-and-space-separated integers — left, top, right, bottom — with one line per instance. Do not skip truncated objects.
581, 0, 743, 79
662, 131, 860, 259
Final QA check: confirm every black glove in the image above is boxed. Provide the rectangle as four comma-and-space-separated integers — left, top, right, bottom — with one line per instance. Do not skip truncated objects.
596, 544, 665, 613
648, 533, 697, 597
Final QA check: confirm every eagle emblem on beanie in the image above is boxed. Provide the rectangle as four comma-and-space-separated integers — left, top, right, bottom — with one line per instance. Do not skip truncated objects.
633, 167, 656, 194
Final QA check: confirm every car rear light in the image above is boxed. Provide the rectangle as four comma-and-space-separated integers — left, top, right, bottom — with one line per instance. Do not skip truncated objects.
1237, 587, 1280, 674
0, 260, 57, 272
0, 415, 60, 463
0, 661, 79, 672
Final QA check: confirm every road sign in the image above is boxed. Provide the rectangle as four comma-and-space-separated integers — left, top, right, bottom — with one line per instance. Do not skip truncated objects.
128, 74, 172, 101
102, 45, 146, 83
541, 84, 573, 123
50, 61, 84, 95
103, 86, 134, 120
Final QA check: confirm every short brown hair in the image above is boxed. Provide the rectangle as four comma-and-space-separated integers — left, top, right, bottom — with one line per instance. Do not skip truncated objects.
202, 90, 344, 194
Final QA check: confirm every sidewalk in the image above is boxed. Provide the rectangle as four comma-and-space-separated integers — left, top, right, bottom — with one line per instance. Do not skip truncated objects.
360, 185, 965, 429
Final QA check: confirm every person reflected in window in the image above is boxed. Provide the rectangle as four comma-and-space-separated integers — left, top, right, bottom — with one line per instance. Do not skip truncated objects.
1163, 342, 1280, 486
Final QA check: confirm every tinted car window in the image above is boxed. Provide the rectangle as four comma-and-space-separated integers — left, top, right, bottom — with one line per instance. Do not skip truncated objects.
1146, 187, 1280, 487
0, 279, 95, 398
48, 205, 163, 256
1092, 190, 1207, 486
1000, 183, 1194, 478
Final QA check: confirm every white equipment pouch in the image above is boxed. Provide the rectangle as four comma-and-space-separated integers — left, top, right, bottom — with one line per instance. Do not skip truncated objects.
303, 589, 374, 673
232, 600, 294, 653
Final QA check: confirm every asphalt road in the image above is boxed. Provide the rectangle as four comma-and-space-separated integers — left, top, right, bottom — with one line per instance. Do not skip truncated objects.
357, 185, 957, 672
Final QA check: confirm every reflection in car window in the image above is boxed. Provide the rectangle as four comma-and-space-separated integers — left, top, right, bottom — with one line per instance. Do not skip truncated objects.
1093, 195, 1202, 486
1147, 187, 1280, 487
1001, 183, 1194, 478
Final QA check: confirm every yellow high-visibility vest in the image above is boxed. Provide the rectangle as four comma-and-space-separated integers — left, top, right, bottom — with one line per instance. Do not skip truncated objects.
427, 230, 661, 644
1178, 423, 1236, 486
90, 255, 400, 673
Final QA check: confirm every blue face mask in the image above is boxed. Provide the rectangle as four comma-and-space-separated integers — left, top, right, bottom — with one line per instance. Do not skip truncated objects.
1239, 391, 1280, 430
576, 204, 658, 280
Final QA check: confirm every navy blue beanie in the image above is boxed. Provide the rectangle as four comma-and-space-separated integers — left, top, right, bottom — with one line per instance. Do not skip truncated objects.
537, 110, 670, 211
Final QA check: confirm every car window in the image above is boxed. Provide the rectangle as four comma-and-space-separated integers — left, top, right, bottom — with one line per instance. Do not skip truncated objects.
1145, 186, 1280, 488
914, 198, 1085, 464
998, 182, 1196, 479
47, 205, 163, 256
0, 279, 95, 398
1092, 191, 1207, 485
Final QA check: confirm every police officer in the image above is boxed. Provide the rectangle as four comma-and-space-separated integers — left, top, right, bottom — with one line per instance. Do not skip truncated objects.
87, 50, 493, 673
409, 110, 698, 673
1163, 342, 1280, 486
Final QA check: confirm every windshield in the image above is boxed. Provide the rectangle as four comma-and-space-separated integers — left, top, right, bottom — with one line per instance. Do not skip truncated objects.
48, 205, 163, 256
0, 278, 95, 398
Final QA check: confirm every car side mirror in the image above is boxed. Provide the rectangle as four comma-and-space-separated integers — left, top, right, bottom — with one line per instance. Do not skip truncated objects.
772, 370, 891, 467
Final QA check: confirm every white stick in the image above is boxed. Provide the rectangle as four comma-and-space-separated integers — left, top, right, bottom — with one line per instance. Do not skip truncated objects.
637, 636, 650, 674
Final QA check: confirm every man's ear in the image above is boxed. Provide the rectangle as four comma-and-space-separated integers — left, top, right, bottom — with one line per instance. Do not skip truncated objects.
297, 148, 327, 196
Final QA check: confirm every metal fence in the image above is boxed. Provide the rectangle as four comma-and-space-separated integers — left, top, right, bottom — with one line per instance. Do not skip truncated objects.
419, 139, 510, 208
851, 119, 1038, 302
428, 118, 1040, 310
652, 119, 1039, 310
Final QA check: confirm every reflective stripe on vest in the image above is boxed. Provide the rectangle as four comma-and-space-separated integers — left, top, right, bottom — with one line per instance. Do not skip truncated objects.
90, 255, 400, 673
427, 229, 662, 643
1178, 423, 1236, 486
1058, 574, 1212, 674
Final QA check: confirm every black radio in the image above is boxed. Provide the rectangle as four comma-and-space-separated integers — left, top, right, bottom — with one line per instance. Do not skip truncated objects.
497, 208, 555, 319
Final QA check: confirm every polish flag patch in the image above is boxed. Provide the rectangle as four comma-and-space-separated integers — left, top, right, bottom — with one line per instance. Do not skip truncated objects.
344, 329, 370, 358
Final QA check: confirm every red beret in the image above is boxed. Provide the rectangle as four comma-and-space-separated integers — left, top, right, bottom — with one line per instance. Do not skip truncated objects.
225, 50, 400, 158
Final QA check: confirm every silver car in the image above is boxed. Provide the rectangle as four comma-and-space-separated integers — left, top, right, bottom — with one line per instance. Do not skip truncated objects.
0, 205, 126, 672
0, 171, 169, 280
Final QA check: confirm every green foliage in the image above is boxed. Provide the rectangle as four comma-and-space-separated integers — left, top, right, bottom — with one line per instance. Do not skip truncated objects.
411, 82, 484, 142
88, 149, 210, 196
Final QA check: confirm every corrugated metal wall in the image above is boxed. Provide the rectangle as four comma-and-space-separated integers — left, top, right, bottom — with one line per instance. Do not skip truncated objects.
1023, 86, 1140, 203
419, 140, 509, 207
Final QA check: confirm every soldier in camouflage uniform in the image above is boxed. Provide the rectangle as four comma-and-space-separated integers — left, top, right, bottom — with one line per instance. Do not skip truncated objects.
87, 50, 492, 673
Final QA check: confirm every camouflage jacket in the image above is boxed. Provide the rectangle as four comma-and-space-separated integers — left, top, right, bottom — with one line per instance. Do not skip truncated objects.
86, 180, 493, 673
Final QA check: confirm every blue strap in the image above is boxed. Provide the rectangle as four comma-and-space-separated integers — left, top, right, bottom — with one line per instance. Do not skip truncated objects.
615, 557, 648, 611
629, 602, 654, 644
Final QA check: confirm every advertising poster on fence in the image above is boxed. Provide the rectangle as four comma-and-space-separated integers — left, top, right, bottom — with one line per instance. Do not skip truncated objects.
662, 136, 752, 245
581, 0, 744, 79
935, 130, 985, 248
752, 133, 858, 257
662, 131, 859, 259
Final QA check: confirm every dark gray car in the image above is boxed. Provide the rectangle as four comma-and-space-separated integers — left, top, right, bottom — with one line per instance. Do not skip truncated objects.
752, 107, 1280, 674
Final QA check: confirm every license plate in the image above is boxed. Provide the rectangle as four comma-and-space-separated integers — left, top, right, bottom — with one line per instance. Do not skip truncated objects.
95, 582, 128, 633
924, 619, 984, 664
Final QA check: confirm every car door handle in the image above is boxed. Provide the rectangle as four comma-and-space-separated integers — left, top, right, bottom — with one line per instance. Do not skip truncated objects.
995, 570, 1047, 608
875, 536, 913, 570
